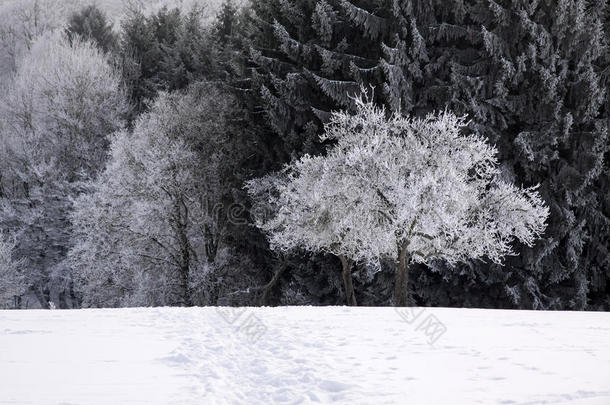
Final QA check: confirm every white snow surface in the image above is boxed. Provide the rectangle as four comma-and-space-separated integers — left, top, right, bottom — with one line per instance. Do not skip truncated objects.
0, 307, 609, 405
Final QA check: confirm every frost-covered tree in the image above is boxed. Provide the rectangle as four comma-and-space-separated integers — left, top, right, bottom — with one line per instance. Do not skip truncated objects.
248, 96, 549, 306
1, 31, 126, 183
0, 234, 25, 309
0, 0, 81, 81
69, 113, 203, 307
0, 31, 126, 308
69, 83, 251, 307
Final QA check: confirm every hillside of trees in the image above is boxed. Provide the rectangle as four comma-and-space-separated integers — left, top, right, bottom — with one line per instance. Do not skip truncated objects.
0, 0, 608, 310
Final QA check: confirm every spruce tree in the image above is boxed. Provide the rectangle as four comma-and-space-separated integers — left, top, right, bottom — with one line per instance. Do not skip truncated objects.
241, 0, 609, 308
65, 5, 118, 53
399, 0, 610, 310
119, 6, 219, 119
243, 0, 389, 161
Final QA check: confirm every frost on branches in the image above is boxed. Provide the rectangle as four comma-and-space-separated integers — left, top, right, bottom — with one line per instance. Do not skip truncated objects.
0, 31, 126, 308
69, 83, 247, 308
0, 235, 25, 308
247, 95, 549, 306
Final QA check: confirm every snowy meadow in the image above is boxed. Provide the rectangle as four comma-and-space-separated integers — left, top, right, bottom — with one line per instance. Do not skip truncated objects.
2, 307, 610, 404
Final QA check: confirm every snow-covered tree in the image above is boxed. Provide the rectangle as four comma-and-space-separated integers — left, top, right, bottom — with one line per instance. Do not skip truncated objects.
0, 31, 126, 308
69, 83, 249, 307
0, 0, 81, 81
1, 31, 126, 184
69, 117, 203, 307
0, 234, 25, 309
248, 96, 549, 306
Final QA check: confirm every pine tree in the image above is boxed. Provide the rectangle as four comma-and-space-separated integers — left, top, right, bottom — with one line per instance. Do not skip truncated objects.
241, 0, 610, 308
402, 0, 610, 310
243, 0, 388, 161
214, 0, 239, 45
119, 6, 219, 119
65, 4, 118, 53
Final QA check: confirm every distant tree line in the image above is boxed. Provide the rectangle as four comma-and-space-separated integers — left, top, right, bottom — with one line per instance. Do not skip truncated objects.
0, 0, 608, 310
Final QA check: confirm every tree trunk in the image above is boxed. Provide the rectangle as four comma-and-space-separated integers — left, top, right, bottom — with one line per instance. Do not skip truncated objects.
34, 286, 50, 309
58, 290, 68, 309
175, 198, 192, 307
204, 224, 219, 263
259, 260, 288, 305
179, 260, 192, 307
394, 242, 410, 307
338, 254, 357, 306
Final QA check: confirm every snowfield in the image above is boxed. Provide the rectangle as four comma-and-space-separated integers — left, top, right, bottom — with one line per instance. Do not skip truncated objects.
0, 307, 609, 405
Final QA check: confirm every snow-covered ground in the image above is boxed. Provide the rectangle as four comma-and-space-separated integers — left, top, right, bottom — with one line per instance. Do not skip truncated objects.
0, 307, 609, 405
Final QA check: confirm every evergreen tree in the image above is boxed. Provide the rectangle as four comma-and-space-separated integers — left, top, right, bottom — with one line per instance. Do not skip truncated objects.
214, 0, 239, 45
65, 4, 118, 53
119, 6, 218, 119
410, 0, 610, 310
242, 0, 387, 161
241, 0, 610, 308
